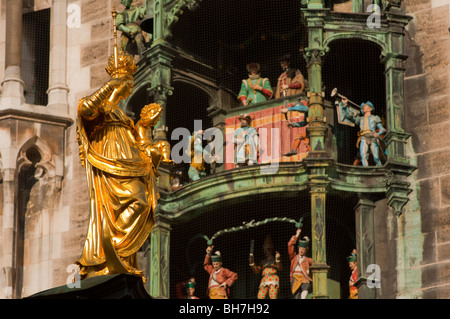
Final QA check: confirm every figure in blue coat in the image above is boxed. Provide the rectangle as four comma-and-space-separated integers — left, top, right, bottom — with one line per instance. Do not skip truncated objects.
281, 96, 310, 157
339, 98, 386, 167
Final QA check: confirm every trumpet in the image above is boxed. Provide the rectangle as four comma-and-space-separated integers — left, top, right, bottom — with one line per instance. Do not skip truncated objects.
330, 88, 361, 109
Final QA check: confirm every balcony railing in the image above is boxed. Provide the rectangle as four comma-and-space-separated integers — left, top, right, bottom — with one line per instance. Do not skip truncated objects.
224, 94, 310, 170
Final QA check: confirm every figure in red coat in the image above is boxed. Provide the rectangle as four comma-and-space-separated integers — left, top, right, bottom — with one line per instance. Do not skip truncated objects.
204, 246, 238, 299
288, 228, 312, 299
348, 249, 358, 299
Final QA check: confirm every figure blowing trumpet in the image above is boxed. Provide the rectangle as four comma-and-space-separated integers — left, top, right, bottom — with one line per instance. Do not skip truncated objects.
332, 88, 387, 167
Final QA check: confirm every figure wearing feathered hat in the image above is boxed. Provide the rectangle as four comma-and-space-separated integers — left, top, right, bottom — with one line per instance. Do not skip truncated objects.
185, 280, 199, 299
339, 98, 386, 167
204, 246, 238, 299
232, 113, 260, 167
288, 228, 313, 299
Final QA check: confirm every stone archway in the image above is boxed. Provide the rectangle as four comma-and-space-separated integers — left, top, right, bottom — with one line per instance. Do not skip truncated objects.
14, 145, 41, 298
14, 137, 62, 298
322, 38, 386, 166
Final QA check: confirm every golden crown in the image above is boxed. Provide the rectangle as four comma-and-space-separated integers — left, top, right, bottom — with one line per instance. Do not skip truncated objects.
105, 51, 138, 78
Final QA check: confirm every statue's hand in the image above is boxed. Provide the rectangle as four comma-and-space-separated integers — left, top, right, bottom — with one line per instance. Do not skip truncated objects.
109, 75, 133, 88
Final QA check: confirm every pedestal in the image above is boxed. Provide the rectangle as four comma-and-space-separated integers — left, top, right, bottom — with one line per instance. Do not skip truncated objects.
25, 274, 152, 299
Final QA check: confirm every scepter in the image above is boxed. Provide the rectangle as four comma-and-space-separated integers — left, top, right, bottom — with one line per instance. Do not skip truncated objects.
112, 5, 119, 69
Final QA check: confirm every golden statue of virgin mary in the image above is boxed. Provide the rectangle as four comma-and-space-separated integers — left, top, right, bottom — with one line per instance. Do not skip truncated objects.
75, 7, 165, 280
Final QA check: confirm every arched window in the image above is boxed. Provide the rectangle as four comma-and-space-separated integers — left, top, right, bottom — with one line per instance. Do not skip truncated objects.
14, 146, 41, 298
322, 38, 386, 166
21, 8, 50, 106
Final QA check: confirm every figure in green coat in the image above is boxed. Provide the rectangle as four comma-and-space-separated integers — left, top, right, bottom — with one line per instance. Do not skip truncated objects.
238, 63, 273, 106
116, 0, 148, 57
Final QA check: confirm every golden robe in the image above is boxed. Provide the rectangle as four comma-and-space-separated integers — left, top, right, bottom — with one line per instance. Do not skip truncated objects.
76, 83, 158, 275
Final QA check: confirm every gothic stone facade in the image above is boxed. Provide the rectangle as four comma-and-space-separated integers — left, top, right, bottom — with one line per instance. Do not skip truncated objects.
0, 0, 449, 299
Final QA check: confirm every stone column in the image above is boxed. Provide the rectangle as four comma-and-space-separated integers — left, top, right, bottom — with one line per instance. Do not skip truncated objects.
352, 0, 364, 12
152, 0, 164, 45
144, 41, 175, 190
145, 43, 175, 142
383, 53, 410, 165
382, 14, 415, 216
354, 194, 377, 298
0, 167, 16, 299
150, 0, 173, 139
352, 0, 375, 13
302, 9, 329, 161
148, 213, 171, 298
1, 0, 25, 107
309, 181, 330, 299
47, 0, 69, 111
384, 18, 411, 136
302, 5, 330, 299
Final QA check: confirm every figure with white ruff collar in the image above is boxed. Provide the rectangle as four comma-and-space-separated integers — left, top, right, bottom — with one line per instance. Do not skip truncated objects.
238, 63, 273, 106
